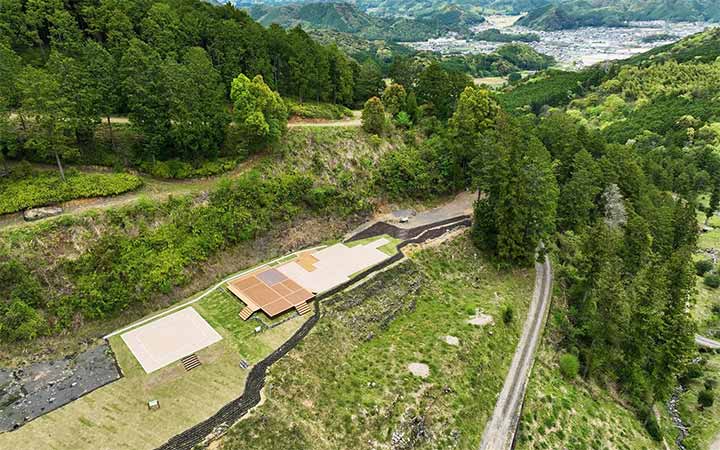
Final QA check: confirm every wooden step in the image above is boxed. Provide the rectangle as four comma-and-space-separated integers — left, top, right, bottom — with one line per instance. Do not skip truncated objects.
239, 306, 253, 320
295, 302, 312, 315
181, 354, 201, 372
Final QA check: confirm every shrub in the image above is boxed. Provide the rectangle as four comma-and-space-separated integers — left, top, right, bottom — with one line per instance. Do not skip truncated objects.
0, 171, 143, 214
286, 100, 353, 120
502, 304, 514, 324
696, 259, 714, 276
698, 389, 715, 408
394, 111, 412, 129
712, 303, 720, 316
638, 407, 662, 441
559, 353, 580, 379
140, 158, 240, 179
704, 273, 720, 288
705, 378, 717, 391
0, 300, 46, 342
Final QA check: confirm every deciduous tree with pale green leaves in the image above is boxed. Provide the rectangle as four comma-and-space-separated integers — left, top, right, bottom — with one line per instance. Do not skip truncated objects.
231, 73, 287, 148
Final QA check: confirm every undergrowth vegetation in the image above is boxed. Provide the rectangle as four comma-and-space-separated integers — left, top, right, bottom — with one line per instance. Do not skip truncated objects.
286, 100, 354, 120
0, 168, 142, 214
0, 126, 395, 347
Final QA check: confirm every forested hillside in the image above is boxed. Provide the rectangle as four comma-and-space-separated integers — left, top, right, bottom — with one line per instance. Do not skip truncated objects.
498, 28, 720, 446
248, 1, 485, 41
1, 0, 719, 443
0, 0, 369, 173
269, 0, 720, 29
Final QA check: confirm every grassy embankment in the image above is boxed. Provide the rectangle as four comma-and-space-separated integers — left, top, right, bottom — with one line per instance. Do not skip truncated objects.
516, 334, 665, 450
218, 233, 535, 450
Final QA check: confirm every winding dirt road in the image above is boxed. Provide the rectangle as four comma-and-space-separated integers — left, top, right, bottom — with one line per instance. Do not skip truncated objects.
479, 253, 553, 450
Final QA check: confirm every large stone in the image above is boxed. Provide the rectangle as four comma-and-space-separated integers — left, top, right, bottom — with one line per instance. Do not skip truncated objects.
23, 206, 63, 221
407, 362, 430, 378
467, 313, 494, 327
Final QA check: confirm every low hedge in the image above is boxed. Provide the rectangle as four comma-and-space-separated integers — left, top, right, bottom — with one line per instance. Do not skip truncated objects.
0, 171, 143, 214
286, 100, 354, 120
139, 157, 240, 179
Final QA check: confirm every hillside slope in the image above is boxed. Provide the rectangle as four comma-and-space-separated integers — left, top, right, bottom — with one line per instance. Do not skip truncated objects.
247, 1, 485, 41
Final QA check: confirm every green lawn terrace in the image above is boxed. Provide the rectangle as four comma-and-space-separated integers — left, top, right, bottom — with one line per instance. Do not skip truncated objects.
217, 234, 536, 449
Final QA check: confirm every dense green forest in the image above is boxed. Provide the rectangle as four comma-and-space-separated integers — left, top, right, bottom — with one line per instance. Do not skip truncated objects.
0, 0, 385, 173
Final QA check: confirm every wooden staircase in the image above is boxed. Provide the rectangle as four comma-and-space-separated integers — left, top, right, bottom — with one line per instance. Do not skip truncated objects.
181, 354, 201, 372
295, 302, 312, 315
239, 306, 254, 320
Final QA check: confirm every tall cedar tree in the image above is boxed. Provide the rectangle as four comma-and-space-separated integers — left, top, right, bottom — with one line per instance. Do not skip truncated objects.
473, 120, 559, 266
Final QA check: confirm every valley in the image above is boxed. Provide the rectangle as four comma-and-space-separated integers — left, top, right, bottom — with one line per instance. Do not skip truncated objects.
412, 19, 712, 68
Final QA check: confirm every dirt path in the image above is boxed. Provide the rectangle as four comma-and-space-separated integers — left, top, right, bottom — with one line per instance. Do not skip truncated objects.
0, 157, 258, 231
711, 434, 720, 450
288, 110, 362, 128
479, 253, 553, 450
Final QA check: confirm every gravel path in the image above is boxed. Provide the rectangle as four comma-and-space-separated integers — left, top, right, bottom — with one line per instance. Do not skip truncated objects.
695, 334, 720, 350
287, 110, 361, 128
478, 253, 553, 450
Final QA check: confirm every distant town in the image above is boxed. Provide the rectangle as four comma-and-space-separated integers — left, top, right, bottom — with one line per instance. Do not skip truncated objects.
411, 19, 714, 68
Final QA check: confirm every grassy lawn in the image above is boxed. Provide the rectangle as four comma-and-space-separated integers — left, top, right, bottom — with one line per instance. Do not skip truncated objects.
346, 234, 403, 256
0, 294, 310, 450
218, 233, 535, 450
516, 341, 664, 450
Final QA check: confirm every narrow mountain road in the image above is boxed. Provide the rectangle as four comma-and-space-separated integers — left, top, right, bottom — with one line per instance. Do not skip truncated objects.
479, 253, 553, 450
695, 334, 720, 350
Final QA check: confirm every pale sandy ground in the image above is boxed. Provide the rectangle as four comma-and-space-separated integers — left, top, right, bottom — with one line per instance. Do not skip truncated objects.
288, 110, 361, 128
711, 434, 720, 450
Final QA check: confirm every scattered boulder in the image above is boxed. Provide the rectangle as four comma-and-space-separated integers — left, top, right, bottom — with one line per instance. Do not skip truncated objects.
23, 206, 63, 222
407, 362, 430, 378
467, 313, 494, 327
442, 335, 460, 346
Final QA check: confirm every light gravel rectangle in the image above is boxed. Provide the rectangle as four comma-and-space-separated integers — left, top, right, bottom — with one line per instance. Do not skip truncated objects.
121, 307, 222, 374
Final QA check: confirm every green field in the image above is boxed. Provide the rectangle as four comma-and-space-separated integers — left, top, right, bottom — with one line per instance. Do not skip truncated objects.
218, 233, 535, 450
0, 291, 309, 450
516, 341, 664, 450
